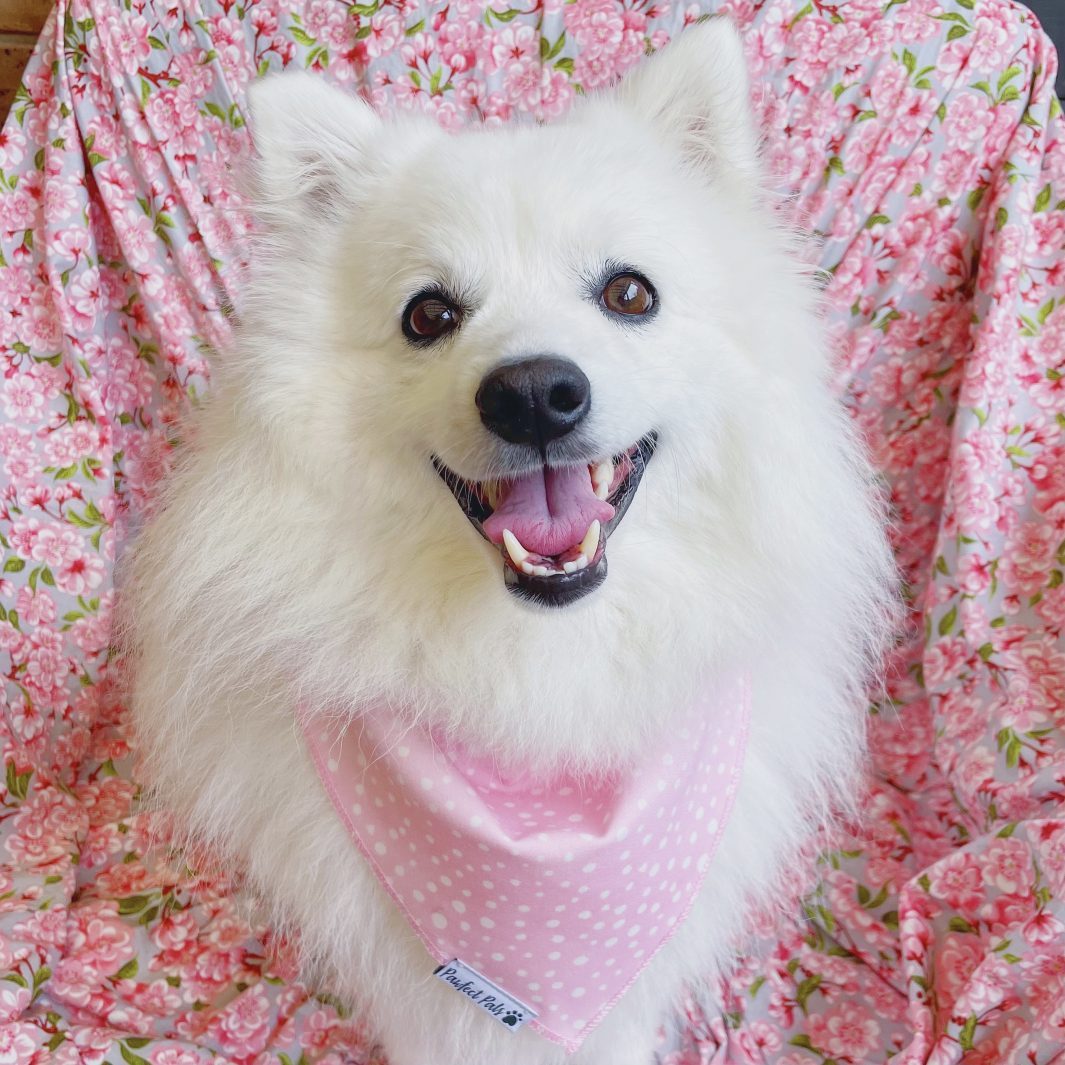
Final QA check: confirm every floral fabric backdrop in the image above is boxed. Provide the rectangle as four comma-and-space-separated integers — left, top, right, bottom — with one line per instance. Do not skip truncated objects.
0, 0, 1064, 1062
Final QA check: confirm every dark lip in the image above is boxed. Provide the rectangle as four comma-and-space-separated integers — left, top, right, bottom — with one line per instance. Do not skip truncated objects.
432, 432, 658, 608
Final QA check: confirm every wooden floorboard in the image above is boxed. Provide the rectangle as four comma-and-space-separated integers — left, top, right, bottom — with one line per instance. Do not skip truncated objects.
0, 0, 50, 125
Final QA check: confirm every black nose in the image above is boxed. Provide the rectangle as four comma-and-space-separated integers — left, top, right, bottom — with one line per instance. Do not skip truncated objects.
476, 356, 591, 448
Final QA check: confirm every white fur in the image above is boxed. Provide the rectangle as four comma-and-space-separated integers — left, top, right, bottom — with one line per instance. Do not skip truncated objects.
120, 20, 897, 1065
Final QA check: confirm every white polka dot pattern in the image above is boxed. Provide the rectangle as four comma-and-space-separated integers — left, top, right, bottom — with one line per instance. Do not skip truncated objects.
300, 675, 750, 1053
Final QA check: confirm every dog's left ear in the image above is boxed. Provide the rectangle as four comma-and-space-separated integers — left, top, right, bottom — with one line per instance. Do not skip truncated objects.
246, 73, 383, 224
613, 18, 761, 185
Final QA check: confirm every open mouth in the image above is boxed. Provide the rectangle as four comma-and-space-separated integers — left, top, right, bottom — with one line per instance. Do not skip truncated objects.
433, 433, 658, 607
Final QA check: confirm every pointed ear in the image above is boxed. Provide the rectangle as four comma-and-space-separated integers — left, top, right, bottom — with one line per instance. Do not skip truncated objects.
246, 72, 382, 222
614, 18, 761, 185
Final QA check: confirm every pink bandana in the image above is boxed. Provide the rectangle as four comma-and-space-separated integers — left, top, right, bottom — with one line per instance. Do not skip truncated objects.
301, 676, 749, 1053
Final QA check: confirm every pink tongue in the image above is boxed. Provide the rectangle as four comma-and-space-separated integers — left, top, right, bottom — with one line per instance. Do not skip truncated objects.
482, 466, 615, 557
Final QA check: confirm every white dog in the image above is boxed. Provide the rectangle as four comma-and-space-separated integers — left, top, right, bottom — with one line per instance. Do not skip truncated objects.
122, 20, 897, 1065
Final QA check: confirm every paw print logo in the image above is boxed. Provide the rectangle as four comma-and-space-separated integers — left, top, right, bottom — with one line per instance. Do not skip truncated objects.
501, 1009, 524, 1027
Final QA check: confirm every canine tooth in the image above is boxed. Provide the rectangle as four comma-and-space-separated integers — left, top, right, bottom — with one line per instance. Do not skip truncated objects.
579, 520, 601, 559
502, 529, 529, 565
592, 462, 613, 500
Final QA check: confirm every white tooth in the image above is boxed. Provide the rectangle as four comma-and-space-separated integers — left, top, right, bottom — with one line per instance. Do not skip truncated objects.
563, 555, 590, 575
592, 462, 613, 500
502, 529, 528, 565
579, 520, 601, 559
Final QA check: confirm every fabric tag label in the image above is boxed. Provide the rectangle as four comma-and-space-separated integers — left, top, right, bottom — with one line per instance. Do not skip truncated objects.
433, 959, 537, 1032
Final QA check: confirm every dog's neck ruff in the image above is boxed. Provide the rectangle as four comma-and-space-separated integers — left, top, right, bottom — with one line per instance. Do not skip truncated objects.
300, 677, 749, 1053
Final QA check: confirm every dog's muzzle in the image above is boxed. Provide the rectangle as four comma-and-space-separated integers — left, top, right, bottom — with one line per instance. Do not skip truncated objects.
432, 431, 658, 608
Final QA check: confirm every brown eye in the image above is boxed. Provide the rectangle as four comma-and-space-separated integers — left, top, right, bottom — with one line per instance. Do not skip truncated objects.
600, 272, 656, 318
403, 293, 462, 343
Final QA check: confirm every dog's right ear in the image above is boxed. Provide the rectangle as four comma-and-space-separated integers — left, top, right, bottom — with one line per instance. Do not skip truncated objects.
246, 73, 381, 222
613, 18, 761, 188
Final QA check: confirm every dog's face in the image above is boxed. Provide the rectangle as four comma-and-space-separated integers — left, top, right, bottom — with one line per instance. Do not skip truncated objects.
315, 120, 744, 611
347, 134, 684, 609
244, 21, 800, 627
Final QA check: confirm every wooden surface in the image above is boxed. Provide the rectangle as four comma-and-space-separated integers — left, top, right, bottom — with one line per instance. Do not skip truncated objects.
1, 0, 50, 123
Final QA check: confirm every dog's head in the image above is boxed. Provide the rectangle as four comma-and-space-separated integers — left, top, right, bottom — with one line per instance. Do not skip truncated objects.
241, 21, 816, 625
127, 20, 895, 770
